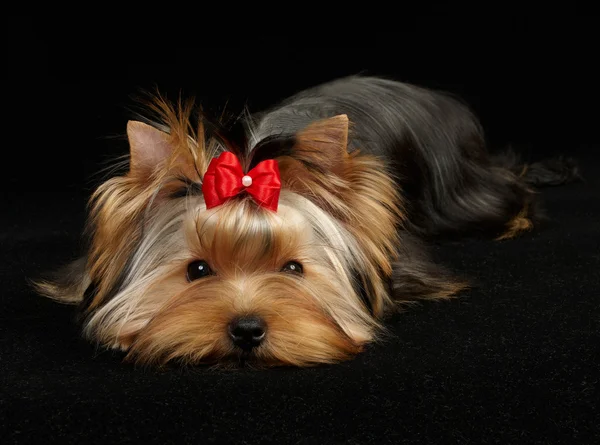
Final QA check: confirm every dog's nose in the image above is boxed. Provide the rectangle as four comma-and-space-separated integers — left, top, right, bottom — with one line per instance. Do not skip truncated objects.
228, 316, 267, 351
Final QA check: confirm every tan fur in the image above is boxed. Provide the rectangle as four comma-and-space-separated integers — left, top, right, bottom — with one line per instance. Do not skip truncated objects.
276, 116, 405, 316
83, 96, 217, 310
126, 274, 363, 367
114, 198, 374, 366
496, 204, 534, 241
35, 98, 465, 368
294, 114, 350, 174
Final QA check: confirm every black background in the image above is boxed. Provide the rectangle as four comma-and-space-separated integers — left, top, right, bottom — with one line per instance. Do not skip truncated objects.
2, 13, 599, 445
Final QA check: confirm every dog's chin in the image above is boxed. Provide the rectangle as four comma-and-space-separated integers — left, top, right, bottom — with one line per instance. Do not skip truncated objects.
162, 345, 358, 370
122, 320, 365, 369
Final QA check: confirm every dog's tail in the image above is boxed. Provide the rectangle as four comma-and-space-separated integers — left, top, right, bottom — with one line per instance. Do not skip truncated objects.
492, 148, 582, 188
519, 157, 582, 187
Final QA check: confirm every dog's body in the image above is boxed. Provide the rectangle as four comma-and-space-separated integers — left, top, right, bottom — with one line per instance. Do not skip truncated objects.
252, 76, 541, 238
35, 76, 578, 367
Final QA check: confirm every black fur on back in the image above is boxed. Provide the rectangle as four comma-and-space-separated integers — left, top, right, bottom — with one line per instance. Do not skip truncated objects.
249, 75, 581, 239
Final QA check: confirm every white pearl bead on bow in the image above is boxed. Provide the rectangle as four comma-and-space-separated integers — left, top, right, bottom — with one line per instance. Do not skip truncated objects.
241, 175, 253, 187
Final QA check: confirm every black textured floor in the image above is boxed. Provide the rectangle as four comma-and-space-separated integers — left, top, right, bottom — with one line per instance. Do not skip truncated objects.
3, 15, 600, 445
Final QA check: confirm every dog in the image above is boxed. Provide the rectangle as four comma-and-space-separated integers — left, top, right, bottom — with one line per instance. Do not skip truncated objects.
35, 75, 579, 367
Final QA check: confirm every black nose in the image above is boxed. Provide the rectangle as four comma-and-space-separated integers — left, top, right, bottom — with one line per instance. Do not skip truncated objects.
228, 316, 267, 351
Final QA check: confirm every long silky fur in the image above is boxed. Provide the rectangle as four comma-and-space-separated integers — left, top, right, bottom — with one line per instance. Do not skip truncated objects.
34, 75, 579, 367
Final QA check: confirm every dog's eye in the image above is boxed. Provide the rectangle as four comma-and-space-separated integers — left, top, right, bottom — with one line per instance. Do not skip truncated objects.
281, 261, 303, 275
187, 260, 213, 281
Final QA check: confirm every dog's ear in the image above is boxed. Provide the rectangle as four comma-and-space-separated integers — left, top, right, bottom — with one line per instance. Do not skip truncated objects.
248, 114, 351, 189
126, 121, 174, 178
293, 114, 350, 175
271, 114, 354, 195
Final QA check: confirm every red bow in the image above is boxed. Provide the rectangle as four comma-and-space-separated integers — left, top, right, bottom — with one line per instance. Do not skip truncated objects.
202, 152, 281, 211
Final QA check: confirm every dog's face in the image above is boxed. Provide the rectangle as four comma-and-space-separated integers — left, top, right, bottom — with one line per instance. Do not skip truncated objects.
108, 194, 378, 367
38, 100, 406, 367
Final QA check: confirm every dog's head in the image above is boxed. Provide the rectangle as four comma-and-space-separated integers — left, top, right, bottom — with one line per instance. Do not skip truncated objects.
36, 97, 405, 367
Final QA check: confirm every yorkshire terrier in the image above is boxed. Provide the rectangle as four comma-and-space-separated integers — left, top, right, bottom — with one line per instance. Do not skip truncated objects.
35, 76, 579, 367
